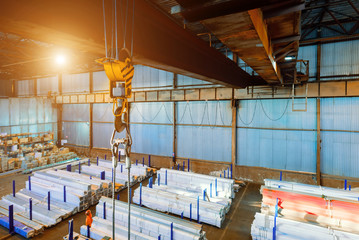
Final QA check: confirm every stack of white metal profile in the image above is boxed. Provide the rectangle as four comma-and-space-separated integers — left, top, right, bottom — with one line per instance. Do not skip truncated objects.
251, 212, 359, 240
97, 159, 153, 182
156, 168, 235, 199
80, 196, 206, 240
133, 186, 226, 227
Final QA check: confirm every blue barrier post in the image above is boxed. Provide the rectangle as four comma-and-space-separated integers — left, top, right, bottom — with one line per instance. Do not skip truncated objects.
121, 165, 123, 173
177, 164, 180, 170
68, 219, 73, 240
87, 225, 90, 238
203, 189, 206, 201
227, 167, 230, 179
215, 178, 218, 196
188, 158, 190, 172
101, 171, 105, 180
181, 211, 183, 219
140, 183, 142, 206
29, 198, 32, 220
28, 176, 31, 191
64, 186, 66, 202
345, 179, 348, 190
67, 164, 71, 172
48, 191, 51, 211
158, 174, 161, 186
79, 161, 81, 174
90, 176, 92, 180
273, 198, 279, 240
103, 202, 106, 219
280, 171, 282, 181
117, 194, 120, 200
170, 222, 173, 240
149, 155, 151, 167
142, 157, 144, 166
9, 205, 14, 234
224, 170, 226, 179
231, 164, 233, 179
97, 156, 99, 166
190, 203, 192, 221
197, 196, 200, 223
13, 180, 15, 197
158, 235, 161, 240
149, 177, 153, 188
136, 160, 138, 165
210, 183, 212, 198
220, 174, 222, 178
165, 170, 168, 185
105, 154, 106, 160
349, 185, 352, 191
183, 161, 185, 171
88, 159, 90, 166
130, 188, 132, 203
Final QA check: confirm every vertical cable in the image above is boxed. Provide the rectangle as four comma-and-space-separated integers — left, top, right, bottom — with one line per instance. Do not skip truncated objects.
115, 0, 118, 59
130, 0, 135, 57
102, 0, 108, 58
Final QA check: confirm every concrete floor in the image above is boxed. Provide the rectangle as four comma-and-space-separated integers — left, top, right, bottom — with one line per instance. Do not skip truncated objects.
0, 172, 262, 240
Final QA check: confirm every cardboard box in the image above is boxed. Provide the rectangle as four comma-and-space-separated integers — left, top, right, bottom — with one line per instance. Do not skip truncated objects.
6, 140, 12, 145
11, 137, 18, 143
19, 138, 28, 144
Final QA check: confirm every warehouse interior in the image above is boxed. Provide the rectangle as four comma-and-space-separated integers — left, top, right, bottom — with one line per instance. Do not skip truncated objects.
0, 0, 359, 239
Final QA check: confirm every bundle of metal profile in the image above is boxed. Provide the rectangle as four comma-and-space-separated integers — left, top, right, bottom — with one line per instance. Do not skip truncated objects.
97, 159, 153, 181
77, 165, 136, 188
258, 179, 359, 235
156, 168, 235, 199
46, 169, 115, 204
80, 196, 205, 240
151, 185, 232, 213
133, 186, 225, 227
251, 212, 359, 240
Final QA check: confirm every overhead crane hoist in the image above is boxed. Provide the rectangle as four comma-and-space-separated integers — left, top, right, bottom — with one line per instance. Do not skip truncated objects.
96, 0, 135, 239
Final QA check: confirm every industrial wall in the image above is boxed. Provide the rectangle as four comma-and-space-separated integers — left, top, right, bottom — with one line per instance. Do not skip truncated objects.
0, 97, 57, 139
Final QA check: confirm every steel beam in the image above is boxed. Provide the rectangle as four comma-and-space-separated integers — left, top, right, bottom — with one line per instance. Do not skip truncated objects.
174, 0, 292, 23
0, 0, 263, 88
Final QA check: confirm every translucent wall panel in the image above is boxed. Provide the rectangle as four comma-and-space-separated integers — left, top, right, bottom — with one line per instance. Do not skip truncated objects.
9, 98, 20, 125
130, 124, 173, 156
131, 102, 173, 124
37, 76, 58, 95
93, 103, 114, 122
37, 99, 45, 124
321, 40, 359, 79
320, 97, 359, 177
132, 65, 173, 89
0, 99, 9, 126
62, 73, 89, 93
93, 71, 108, 92
297, 45, 317, 79
237, 128, 316, 172
177, 126, 231, 162
28, 98, 37, 124
237, 98, 316, 129
176, 74, 209, 87
62, 104, 89, 121
177, 101, 231, 126
16, 80, 34, 96
93, 122, 125, 149
62, 122, 89, 146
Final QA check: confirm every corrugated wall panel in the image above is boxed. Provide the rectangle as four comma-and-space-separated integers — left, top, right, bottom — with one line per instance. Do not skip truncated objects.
237, 98, 316, 129
0, 99, 9, 126
130, 124, 173, 156
62, 104, 89, 122
93, 103, 114, 122
16, 80, 34, 96
321, 97, 359, 177
62, 122, 89, 146
176, 74, 208, 87
62, 73, 89, 93
321, 40, 359, 79
297, 45, 317, 79
93, 122, 125, 149
93, 71, 108, 92
132, 65, 173, 89
177, 125, 231, 162
37, 76, 58, 95
237, 128, 316, 172
9, 98, 20, 126
131, 102, 173, 124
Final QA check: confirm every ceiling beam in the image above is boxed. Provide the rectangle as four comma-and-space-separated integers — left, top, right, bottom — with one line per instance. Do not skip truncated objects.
263, 1, 305, 19
173, 0, 292, 23
272, 35, 301, 44
0, 0, 263, 87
